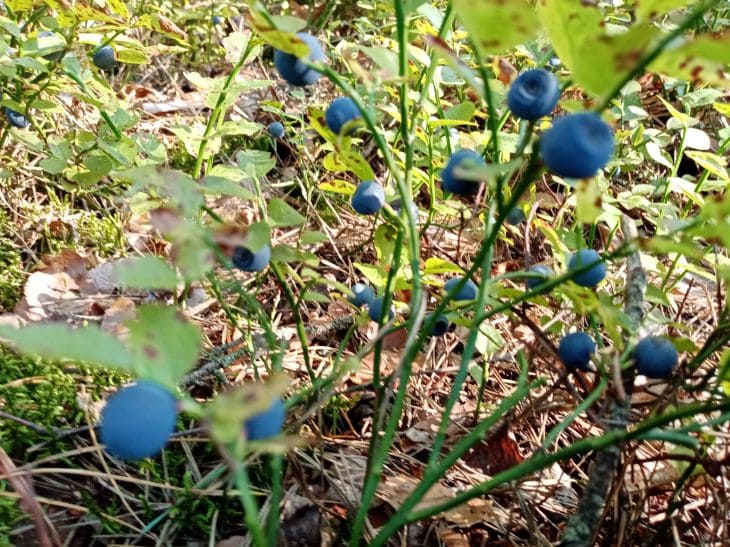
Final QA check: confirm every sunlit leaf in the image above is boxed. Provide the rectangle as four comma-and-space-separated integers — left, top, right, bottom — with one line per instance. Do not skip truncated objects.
0, 324, 133, 371
452, 0, 539, 54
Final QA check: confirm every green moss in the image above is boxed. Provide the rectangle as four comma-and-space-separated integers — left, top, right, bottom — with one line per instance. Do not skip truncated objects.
0, 209, 23, 310
0, 348, 127, 458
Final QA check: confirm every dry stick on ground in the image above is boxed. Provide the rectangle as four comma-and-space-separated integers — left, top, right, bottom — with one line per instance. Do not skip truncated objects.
559, 216, 645, 547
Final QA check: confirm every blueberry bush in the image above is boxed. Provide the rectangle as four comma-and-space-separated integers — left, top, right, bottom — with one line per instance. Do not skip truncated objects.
1, 0, 730, 545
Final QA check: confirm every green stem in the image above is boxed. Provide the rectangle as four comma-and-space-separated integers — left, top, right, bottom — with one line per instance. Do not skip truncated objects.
193, 40, 253, 179
232, 459, 267, 547
63, 71, 123, 140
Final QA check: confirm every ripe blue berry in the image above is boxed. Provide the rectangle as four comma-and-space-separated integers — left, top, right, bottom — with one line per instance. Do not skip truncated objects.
245, 397, 286, 441
540, 112, 614, 179
444, 276, 478, 301
4, 108, 29, 129
39, 31, 64, 61
232, 244, 272, 272
212, 15, 223, 25
441, 149, 484, 196
568, 249, 606, 288
325, 97, 361, 135
558, 332, 596, 371
428, 313, 450, 337
351, 181, 385, 215
100, 381, 178, 460
505, 206, 526, 225
349, 283, 375, 307
268, 121, 285, 138
633, 336, 678, 378
525, 265, 553, 290
507, 69, 560, 121
273, 32, 325, 87
92, 45, 116, 71
368, 296, 395, 322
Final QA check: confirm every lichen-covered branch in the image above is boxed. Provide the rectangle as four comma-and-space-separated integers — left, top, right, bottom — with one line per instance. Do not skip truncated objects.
179, 315, 356, 388
560, 216, 645, 547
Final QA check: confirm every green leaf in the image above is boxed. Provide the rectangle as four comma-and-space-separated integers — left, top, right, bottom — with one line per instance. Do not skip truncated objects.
245, 222, 271, 253
635, 0, 699, 21
271, 244, 302, 263
452, 0, 539, 54
318, 179, 357, 195
337, 149, 376, 181
236, 150, 276, 179
268, 198, 306, 227
423, 257, 463, 275
685, 151, 729, 181
221, 31, 252, 63
300, 230, 329, 245
270, 15, 307, 33
0, 323, 133, 371
537, 0, 603, 70
113, 256, 179, 290
444, 101, 476, 122
200, 176, 256, 200
652, 35, 730, 89
117, 166, 204, 216
127, 305, 202, 390
355, 263, 387, 289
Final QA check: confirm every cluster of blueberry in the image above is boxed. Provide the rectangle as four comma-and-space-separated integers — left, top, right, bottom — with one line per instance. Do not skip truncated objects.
98, 31, 678, 461
100, 381, 286, 460
269, 34, 680, 380
4, 32, 118, 129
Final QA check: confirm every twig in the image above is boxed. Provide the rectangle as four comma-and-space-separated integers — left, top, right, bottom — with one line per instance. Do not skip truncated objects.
0, 445, 61, 547
179, 315, 356, 388
559, 216, 645, 547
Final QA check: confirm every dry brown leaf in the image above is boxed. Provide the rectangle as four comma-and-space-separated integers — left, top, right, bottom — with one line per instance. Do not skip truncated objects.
16, 271, 79, 320
438, 527, 470, 546
377, 475, 498, 526
100, 297, 137, 337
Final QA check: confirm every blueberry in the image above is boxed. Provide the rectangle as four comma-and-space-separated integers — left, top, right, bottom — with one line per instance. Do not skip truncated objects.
268, 121, 285, 138
232, 244, 272, 272
100, 381, 178, 460
440, 149, 484, 197
389, 199, 419, 221
368, 296, 395, 322
39, 30, 64, 61
244, 397, 286, 441
507, 69, 560, 121
212, 15, 223, 25
540, 112, 614, 179
568, 249, 606, 288
325, 97, 361, 135
351, 181, 385, 215
633, 336, 678, 378
273, 32, 325, 87
525, 265, 553, 290
558, 332, 596, 371
505, 206, 526, 225
4, 108, 29, 129
92, 45, 116, 71
349, 283, 375, 307
427, 313, 450, 337
444, 276, 478, 301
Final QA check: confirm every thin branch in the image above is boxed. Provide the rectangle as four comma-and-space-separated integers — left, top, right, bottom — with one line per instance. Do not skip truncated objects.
559, 216, 645, 547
